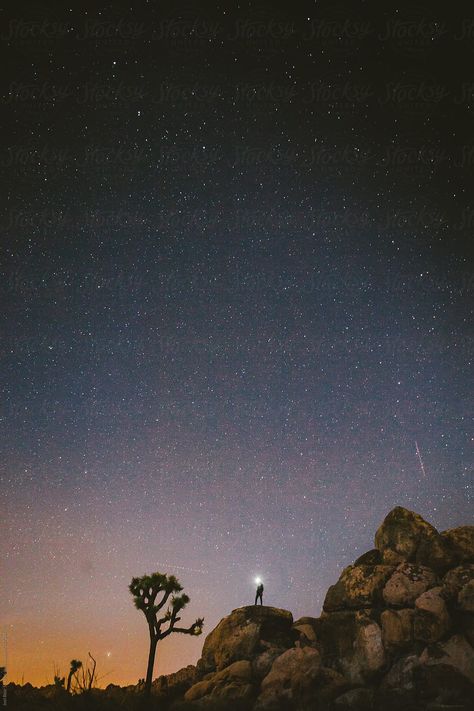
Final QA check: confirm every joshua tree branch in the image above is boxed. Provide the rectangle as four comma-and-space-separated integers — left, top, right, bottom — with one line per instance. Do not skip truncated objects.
154, 590, 171, 612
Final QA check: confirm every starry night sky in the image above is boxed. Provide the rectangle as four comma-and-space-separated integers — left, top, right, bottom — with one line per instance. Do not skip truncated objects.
1, 1, 473, 688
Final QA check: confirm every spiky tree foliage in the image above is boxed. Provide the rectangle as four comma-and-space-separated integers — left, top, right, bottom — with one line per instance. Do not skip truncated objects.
129, 572, 203, 696
66, 659, 82, 693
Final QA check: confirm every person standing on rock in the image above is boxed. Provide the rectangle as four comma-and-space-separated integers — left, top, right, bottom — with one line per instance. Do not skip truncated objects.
255, 579, 264, 605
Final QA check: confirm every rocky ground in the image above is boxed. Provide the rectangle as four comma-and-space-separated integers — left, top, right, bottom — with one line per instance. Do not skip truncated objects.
6, 507, 474, 710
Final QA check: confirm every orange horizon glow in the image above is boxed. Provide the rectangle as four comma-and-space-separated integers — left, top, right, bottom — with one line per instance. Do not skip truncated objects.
5, 617, 204, 688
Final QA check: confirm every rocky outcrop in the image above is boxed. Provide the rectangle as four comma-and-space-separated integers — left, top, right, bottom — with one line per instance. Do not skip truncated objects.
198, 606, 295, 673
149, 507, 473, 711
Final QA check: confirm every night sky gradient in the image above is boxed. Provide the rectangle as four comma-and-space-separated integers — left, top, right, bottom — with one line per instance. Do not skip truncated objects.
1, 1, 473, 687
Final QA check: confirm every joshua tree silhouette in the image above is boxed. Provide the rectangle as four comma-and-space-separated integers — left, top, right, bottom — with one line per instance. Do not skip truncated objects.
129, 572, 203, 696
66, 659, 82, 693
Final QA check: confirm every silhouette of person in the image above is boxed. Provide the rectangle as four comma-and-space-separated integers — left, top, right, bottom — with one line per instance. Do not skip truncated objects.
255, 582, 264, 605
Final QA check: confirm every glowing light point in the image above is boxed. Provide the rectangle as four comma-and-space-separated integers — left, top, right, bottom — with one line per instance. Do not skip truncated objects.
255, 577, 262, 585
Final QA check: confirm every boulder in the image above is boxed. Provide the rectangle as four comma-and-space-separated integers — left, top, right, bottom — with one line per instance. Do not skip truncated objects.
375, 506, 443, 565
420, 634, 474, 682
352, 619, 386, 680
382, 562, 437, 607
419, 634, 474, 703
334, 686, 375, 710
293, 616, 319, 645
416, 532, 454, 574
184, 659, 253, 703
414, 586, 451, 643
318, 611, 359, 669
457, 612, 474, 647
378, 654, 421, 710
353, 549, 382, 566
198, 606, 295, 672
314, 667, 350, 707
458, 579, 474, 613
318, 611, 385, 684
293, 622, 317, 646
255, 646, 321, 710
442, 564, 474, 602
323, 564, 395, 611
381, 608, 414, 650
152, 664, 196, 697
251, 647, 283, 680
441, 526, 474, 565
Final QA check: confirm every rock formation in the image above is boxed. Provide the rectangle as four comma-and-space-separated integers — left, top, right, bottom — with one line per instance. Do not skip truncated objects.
150, 506, 474, 710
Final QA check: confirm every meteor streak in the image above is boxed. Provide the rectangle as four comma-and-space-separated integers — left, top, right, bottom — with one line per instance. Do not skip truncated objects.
415, 441, 427, 478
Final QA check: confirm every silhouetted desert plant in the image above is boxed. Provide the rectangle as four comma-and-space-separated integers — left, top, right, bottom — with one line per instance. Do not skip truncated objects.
129, 572, 203, 696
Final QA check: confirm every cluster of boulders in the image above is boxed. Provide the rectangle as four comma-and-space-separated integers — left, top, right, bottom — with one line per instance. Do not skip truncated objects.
150, 507, 474, 710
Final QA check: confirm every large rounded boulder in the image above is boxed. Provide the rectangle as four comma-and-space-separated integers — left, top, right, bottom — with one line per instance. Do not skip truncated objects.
184, 660, 254, 704
374, 506, 453, 573
255, 646, 321, 710
441, 526, 474, 565
382, 562, 437, 607
414, 586, 451, 643
380, 608, 414, 651
418, 634, 474, 705
323, 564, 395, 612
198, 606, 295, 673
442, 564, 474, 602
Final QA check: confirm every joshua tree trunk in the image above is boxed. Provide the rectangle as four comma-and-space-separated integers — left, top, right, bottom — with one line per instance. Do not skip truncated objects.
144, 633, 157, 695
